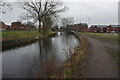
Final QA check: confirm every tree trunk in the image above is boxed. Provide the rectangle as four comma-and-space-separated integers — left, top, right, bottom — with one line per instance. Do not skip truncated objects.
42, 22, 47, 35
38, 19, 41, 32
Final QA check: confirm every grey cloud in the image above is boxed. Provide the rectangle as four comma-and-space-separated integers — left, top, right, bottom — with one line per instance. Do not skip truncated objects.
1, 1, 118, 25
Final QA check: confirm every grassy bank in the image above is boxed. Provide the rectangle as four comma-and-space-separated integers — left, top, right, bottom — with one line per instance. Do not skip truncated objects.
80, 32, 119, 61
2, 30, 55, 41
53, 34, 89, 78
80, 32, 118, 44
105, 46, 118, 61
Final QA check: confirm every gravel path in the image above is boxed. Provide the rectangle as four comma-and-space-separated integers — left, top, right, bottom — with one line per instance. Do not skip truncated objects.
82, 37, 118, 78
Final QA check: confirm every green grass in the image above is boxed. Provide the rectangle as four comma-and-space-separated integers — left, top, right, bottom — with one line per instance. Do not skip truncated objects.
105, 47, 118, 61
2, 31, 40, 40
80, 32, 119, 44
48, 30, 56, 34
2, 30, 55, 41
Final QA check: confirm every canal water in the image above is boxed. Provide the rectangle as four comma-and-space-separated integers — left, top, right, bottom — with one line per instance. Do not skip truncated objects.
2, 32, 79, 78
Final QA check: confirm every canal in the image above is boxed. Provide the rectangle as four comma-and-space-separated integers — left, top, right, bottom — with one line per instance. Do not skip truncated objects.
2, 32, 79, 78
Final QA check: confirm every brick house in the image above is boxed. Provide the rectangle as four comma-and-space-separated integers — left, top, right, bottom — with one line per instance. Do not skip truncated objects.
0, 22, 10, 30
105, 25, 120, 33
66, 23, 88, 32
89, 25, 107, 33
111, 25, 120, 33
106, 25, 113, 33
11, 22, 34, 30
89, 25, 120, 33
89, 26, 97, 32
0, 21, 36, 30
11, 22, 23, 30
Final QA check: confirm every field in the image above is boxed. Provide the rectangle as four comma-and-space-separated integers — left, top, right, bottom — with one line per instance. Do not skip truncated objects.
80, 32, 119, 44
2, 30, 55, 41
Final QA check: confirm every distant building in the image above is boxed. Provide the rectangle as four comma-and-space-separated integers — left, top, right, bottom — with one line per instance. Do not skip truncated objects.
11, 22, 36, 30
11, 22, 23, 30
89, 25, 108, 33
0, 22, 10, 30
110, 25, 120, 33
66, 23, 88, 32
89, 25, 120, 33
0, 21, 36, 30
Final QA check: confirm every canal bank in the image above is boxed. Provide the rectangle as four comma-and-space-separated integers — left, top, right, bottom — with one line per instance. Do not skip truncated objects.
53, 33, 89, 78
2, 31, 56, 51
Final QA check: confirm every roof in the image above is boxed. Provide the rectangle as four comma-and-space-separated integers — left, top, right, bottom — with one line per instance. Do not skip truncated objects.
91, 25, 108, 28
0, 22, 5, 24
74, 23, 88, 27
111, 25, 120, 27
12, 22, 21, 24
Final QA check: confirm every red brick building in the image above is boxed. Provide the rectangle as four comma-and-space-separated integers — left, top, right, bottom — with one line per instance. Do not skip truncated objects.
0, 22, 10, 30
66, 23, 88, 32
111, 25, 120, 33
11, 22, 22, 30
89, 25, 107, 33
0, 22, 36, 30
11, 22, 35, 30
89, 25, 120, 33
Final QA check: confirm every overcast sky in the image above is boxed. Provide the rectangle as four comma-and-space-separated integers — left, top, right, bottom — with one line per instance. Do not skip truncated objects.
1, 0, 120, 26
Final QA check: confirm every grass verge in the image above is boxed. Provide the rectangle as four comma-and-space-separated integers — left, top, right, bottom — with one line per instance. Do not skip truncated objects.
80, 32, 118, 44
105, 46, 118, 61
2, 30, 55, 41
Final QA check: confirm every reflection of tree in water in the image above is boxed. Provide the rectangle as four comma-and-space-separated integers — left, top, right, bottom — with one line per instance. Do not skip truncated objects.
33, 34, 79, 78
34, 38, 57, 78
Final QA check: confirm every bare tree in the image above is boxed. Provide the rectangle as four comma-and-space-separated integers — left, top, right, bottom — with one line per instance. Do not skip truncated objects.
61, 17, 74, 28
19, 0, 68, 34
0, 0, 12, 14
19, 13, 29, 21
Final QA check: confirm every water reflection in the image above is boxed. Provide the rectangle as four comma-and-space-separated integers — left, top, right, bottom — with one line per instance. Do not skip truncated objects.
2, 32, 79, 78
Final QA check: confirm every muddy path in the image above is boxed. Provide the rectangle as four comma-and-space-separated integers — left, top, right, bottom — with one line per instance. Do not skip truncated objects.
82, 37, 118, 78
